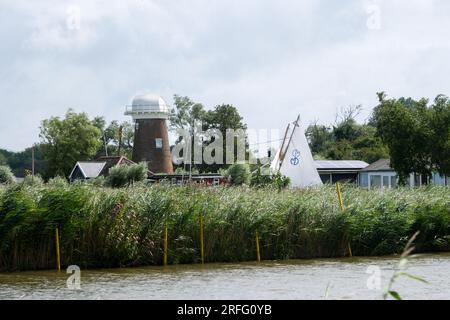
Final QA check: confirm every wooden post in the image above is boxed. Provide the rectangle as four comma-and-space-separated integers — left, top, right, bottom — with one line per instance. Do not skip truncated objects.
347, 242, 353, 257
335, 182, 353, 257
55, 226, 61, 272
336, 182, 345, 211
200, 215, 205, 264
118, 125, 123, 156
163, 223, 168, 266
255, 230, 261, 262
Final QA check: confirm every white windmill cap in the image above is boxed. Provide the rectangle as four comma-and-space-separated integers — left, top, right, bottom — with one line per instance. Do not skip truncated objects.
125, 93, 170, 119
131, 94, 170, 113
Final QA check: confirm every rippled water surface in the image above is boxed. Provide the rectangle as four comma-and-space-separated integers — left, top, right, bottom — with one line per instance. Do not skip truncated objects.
1, 253, 450, 300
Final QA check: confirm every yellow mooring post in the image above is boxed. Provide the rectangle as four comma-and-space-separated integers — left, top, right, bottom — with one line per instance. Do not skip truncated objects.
163, 223, 168, 266
335, 182, 353, 257
336, 182, 345, 211
55, 226, 61, 272
200, 216, 205, 264
255, 231, 261, 262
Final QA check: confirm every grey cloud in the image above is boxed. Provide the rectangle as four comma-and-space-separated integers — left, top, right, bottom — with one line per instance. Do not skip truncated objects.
1, 0, 450, 151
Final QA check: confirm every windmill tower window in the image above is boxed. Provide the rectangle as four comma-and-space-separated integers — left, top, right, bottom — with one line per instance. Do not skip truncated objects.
155, 138, 163, 149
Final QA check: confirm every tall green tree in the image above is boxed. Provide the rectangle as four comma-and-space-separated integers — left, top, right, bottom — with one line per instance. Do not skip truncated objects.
40, 109, 102, 179
169, 97, 248, 173
352, 125, 389, 164
202, 104, 248, 172
108, 121, 134, 158
203, 104, 247, 132
169, 95, 206, 171
305, 123, 333, 156
429, 95, 450, 176
372, 92, 435, 183
94, 119, 134, 158
170, 95, 206, 134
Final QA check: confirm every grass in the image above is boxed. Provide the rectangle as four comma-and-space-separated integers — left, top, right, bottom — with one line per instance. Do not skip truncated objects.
0, 183, 449, 271
383, 231, 428, 300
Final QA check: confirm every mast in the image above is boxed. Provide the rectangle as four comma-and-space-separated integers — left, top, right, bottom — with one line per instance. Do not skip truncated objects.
278, 114, 300, 171
117, 125, 123, 156
276, 124, 290, 171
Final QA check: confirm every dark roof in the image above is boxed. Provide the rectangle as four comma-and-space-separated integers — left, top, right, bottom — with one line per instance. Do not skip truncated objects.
314, 160, 369, 170
96, 156, 139, 176
360, 159, 393, 172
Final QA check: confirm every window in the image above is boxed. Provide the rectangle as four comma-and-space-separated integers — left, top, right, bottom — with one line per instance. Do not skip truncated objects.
155, 138, 163, 149
390, 176, 397, 188
359, 173, 369, 187
332, 173, 357, 184
383, 176, 390, 188
414, 174, 421, 187
370, 175, 382, 188
432, 173, 446, 186
319, 174, 331, 184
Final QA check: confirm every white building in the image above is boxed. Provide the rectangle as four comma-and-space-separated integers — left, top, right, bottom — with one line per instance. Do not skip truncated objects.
358, 159, 449, 189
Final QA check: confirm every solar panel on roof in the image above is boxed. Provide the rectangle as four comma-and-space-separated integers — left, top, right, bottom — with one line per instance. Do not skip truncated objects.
314, 160, 369, 169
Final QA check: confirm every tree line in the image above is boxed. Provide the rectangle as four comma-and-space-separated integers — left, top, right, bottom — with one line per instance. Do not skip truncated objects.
0, 96, 248, 179
1, 92, 449, 184
305, 104, 389, 164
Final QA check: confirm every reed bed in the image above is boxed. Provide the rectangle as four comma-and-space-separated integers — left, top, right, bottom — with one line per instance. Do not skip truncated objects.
0, 183, 448, 271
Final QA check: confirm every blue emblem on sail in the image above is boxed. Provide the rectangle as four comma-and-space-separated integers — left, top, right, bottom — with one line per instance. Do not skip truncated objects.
290, 149, 300, 166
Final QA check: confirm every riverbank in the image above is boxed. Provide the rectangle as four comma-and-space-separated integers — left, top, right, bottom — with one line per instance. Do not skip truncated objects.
0, 184, 449, 271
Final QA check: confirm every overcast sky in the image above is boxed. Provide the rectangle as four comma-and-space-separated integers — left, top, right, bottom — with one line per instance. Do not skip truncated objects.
1, 0, 450, 152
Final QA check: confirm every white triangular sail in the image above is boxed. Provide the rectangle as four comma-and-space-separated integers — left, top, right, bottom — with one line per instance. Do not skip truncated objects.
271, 116, 322, 188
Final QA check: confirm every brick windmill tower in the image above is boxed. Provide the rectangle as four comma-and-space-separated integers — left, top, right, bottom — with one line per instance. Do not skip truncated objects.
125, 94, 174, 174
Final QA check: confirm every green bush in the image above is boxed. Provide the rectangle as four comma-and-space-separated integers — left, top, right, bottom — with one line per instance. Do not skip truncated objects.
0, 166, 14, 184
47, 176, 69, 188
87, 176, 106, 187
106, 165, 128, 188
251, 169, 290, 190
226, 163, 251, 186
106, 163, 148, 188
127, 162, 148, 183
21, 175, 44, 187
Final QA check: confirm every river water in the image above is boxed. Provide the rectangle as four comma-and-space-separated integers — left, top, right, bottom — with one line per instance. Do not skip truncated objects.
1, 253, 449, 300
